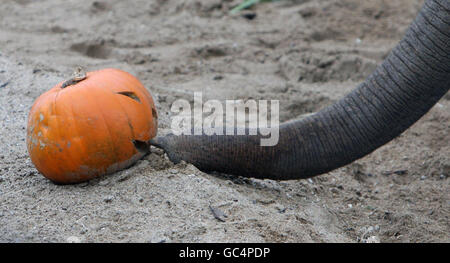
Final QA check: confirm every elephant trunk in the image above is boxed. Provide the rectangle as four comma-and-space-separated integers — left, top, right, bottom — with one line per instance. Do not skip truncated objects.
151, 0, 449, 180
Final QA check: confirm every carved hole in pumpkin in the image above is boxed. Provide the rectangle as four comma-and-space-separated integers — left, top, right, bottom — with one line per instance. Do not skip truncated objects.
132, 140, 149, 153
117, 91, 141, 103
152, 107, 158, 119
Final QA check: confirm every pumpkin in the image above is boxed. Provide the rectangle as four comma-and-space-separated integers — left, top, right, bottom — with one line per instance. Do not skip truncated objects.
26, 68, 158, 184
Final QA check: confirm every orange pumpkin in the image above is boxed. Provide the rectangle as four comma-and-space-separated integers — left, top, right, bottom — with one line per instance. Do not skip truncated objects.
26, 68, 158, 184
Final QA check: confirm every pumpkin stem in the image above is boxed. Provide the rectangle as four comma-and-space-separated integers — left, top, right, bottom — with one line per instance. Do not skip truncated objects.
61, 66, 87, 89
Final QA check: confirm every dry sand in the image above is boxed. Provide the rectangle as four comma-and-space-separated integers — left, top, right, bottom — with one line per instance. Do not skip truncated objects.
0, 0, 448, 242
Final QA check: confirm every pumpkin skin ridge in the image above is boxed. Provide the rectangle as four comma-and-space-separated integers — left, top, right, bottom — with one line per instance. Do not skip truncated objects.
81, 77, 135, 177
108, 73, 150, 140
94, 93, 122, 173
52, 85, 81, 179
106, 70, 157, 141
110, 94, 139, 150
58, 76, 117, 182
62, 86, 94, 182
35, 91, 60, 178
51, 88, 67, 178
92, 71, 147, 147
37, 93, 64, 179
66, 91, 88, 179
48, 85, 88, 182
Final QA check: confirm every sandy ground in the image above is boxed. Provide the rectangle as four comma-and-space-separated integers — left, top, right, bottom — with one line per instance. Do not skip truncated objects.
0, 0, 448, 242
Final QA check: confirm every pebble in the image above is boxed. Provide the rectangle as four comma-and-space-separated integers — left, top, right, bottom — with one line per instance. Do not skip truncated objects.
209, 205, 227, 222
66, 236, 81, 243
99, 179, 110, 186
157, 95, 167, 103
148, 236, 168, 243
242, 12, 257, 20
0, 81, 9, 88
420, 175, 427, 180
104, 196, 114, 203
365, 236, 380, 243
275, 205, 287, 213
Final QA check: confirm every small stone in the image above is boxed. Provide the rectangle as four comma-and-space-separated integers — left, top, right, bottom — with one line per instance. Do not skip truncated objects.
275, 205, 287, 213
242, 12, 257, 20
0, 81, 9, 88
66, 236, 81, 243
99, 179, 110, 186
365, 236, 380, 243
393, 170, 407, 175
104, 196, 114, 203
158, 95, 167, 103
420, 175, 427, 180
147, 235, 168, 243
173, 66, 182, 74
209, 205, 227, 222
